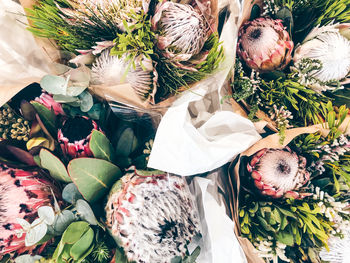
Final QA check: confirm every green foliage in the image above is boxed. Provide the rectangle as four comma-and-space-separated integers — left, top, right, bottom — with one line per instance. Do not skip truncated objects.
239, 195, 334, 261
156, 33, 224, 97
110, 10, 155, 68
26, 0, 119, 52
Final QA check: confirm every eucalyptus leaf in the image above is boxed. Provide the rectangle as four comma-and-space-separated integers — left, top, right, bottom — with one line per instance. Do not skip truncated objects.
89, 130, 116, 163
53, 210, 76, 235
115, 127, 138, 157
15, 255, 42, 263
25, 219, 48, 247
62, 183, 84, 204
40, 75, 68, 95
70, 227, 94, 260
68, 158, 122, 203
38, 206, 55, 225
76, 199, 98, 225
40, 149, 71, 183
16, 218, 31, 232
62, 221, 90, 244
53, 94, 79, 103
87, 103, 102, 120
79, 91, 93, 112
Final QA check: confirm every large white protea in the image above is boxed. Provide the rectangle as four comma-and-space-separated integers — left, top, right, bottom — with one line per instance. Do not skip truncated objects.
294, 24, 350, 83
92, 50, 158, 103
105, 169, 200, 263
152, 1, 211, 61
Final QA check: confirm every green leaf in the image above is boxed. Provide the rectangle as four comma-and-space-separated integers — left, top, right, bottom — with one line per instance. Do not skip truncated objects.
31, 101, 57, 136
62, 221, 90, 244
89, 130, 116, 163
115, 127, 138, 157
276, 230, 294, 246
79, 90, 93, 112
76, 199, 98, 225
62, 183, 84, 204
53, 210, 76, 235
53, 94, 79, 103
40, 75, 68, 95
70, 227, 94, 260
40, 149, 71, 183
68, 158, 122, 203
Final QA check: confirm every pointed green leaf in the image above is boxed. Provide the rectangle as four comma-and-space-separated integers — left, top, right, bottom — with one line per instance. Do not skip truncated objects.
89, 130, 116, 163
68, 158, 122, 203
31, 101, 56, 136
40, 149, 71, 183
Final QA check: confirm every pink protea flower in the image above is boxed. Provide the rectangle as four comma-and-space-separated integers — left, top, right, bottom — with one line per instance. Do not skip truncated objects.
0, 165, 56, 256
58, 116, 99, 159
237, 17, 294, 72
247, 148, 311, 199
35, 92, 65, 116
105, 169, 200, 263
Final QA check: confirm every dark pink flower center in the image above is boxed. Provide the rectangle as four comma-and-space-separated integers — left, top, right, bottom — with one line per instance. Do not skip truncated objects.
62, 116, 93, 142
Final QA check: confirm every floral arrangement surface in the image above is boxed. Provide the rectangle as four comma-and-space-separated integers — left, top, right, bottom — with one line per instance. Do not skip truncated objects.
0, 82, 202, 263
23, 0, 224, 106
230, 1, 350, 262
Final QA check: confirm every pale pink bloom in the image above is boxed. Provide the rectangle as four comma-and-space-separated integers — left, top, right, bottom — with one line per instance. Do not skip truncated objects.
237, 17, 294, 72
35, 93, 65, 115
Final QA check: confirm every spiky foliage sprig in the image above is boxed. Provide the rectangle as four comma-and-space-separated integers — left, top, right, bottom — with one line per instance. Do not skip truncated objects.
263, 0, 350, 43
156, 33, 224, 98
231, 58, 328, 130
239, 191, 349, 263
291, 101, 350, 193
26, 0, 119, 52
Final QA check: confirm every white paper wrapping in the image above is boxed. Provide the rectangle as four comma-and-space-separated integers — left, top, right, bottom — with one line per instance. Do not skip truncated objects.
188, 169, 247, 263
0, 0, 50, 106
148, 0, 261, 176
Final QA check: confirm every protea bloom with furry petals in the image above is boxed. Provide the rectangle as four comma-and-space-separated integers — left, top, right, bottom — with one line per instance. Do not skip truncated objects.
58, 116, 99, 159
35, 93, 65, 116
246, 148, 311, 199
92, 50, 158, 103
105, 169, 200, 263
152, 1, 211, 62
293, 24, 350, 84
237, 17, 294, 72
0, 165, 56, 256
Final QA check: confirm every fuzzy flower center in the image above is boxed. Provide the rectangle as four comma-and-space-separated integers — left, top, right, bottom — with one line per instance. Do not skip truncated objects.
61, 116, 93, 142
242, 25, 279, 61
257, 150, 300, 191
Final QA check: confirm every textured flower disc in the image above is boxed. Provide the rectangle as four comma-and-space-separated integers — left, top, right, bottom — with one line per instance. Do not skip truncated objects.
58, 116, 99, 159
152, 2, 210, 61
247, 148, 310, 199
105, 170, 200, 263
294, 27, 350, 82
0, 165, 55, 255
237, 17, 294, 72
92, 50, 158, 103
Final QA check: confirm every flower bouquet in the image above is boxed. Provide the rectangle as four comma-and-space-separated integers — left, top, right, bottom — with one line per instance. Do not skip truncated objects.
228, 0, 350, 262
18, 0, 224, 111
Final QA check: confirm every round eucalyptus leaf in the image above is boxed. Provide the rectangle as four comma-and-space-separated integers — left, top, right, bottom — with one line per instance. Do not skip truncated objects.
38, 206, 55, 225
53, 210, 76, 235
62, 183, 84, 204
76, 199, 98, 225
25, 219, 48, 247
40, 75, 68, 95
15, 255, 42, 263
16, 218, 31, 232
79, 91, 93, 112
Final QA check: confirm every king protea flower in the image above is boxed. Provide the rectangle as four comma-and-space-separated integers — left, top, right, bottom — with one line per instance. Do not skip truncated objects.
35, 92, 65, 116
58, 116, 99, 159
237, 17, 294, 72
293, 24, 350, 83
247, 148, 311, 199
152, 1, 211, 62
92, 50, 158, 103
105, 169, 200, 263
0, 165, 56, 256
